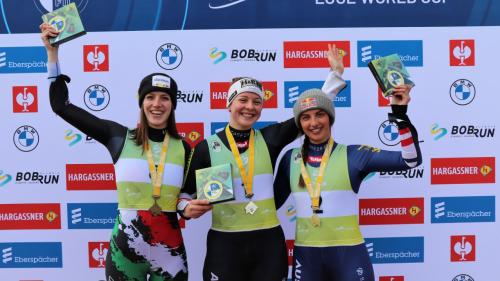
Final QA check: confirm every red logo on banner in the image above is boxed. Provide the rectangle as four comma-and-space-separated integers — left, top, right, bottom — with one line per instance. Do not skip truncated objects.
450, 40, 475, 66
286, 240, 295, 266
451, 235, 475, 262
66, 164, 116, 190
210, 81, 278, 109
177, 123, 204, 149
431, 157, 495, 184
13, 86, 38, 113
84, 45, 109, 72
0, 203, 61, 230
359, 198, 424, 225
380, 277, 404, 281
378, 87, 390, 107
88, 242, 109, 268
283, 41, 350, 68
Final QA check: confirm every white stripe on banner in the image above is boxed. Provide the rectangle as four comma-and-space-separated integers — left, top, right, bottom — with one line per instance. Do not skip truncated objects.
115, 158, 183, 188
225, 174, 274, 204
293, 190, 358, 217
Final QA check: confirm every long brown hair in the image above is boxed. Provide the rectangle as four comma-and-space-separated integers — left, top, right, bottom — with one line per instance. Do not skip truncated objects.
130, 106, 181, 152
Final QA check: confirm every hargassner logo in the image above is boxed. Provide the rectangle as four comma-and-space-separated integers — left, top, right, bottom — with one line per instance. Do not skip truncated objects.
177, 122, 204, 149
359, 198, 424, 225
431, 157, 495, 184
0, 242, 62, 268
0, 203, 61, 230
67, 203, 117, 229
210, 121, 277, 135
283, 80, 351, 108
357, 41, 423, 67
284, 41, 351, 68
365, 237, 424, 264
0, 47, 47, 74
66, 164, 116, 190
431, 196, 495, 223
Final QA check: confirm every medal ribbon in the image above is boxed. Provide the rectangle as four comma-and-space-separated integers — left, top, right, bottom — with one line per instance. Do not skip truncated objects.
300, 138, 334, 211
225, 126, 255, 198
145, 133, 170, 198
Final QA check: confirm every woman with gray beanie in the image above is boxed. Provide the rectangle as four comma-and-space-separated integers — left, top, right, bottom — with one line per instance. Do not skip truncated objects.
40, 23, 211, 281
274, 81, 422, 280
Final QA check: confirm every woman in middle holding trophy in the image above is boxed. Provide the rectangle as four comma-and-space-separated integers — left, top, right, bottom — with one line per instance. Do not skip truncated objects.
184, 45, 347, 281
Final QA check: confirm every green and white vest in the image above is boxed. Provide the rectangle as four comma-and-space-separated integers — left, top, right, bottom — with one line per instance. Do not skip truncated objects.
207, 130, 279, 232
115, 132, 185, 212
290, 144, 363, 247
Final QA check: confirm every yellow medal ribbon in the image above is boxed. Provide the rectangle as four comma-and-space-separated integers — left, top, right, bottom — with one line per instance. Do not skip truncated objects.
145, 133, 169, 215
299, 138, 334, 227
225, 126, 255, 199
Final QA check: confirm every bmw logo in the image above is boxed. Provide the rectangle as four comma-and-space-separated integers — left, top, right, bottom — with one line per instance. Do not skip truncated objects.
378, 120, 400, 146
450, 79, 475, 105
13, 125, 39, 152
84, 84, 110, 111
452, 274, 474, 281
156, 43, 183, 70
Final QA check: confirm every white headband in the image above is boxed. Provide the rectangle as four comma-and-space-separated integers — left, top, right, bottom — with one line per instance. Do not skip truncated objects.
226, 78, 264, 107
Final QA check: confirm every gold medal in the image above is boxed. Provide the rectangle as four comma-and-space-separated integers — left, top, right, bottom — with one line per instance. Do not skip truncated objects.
311, 213, 321, 227
245, 201, 258, 215
146, 134, 170, 216
149, 198, 162, 216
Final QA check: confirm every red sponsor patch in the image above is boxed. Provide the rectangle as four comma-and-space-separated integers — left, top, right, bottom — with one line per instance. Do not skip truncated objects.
451, 235, 475, 262
177, 122, 204, 149
283, 41, 350, 68
0, 203, 61, 230
359, 198, 424, 225
210, 81, 277, 109
88, 242, 110, 268
378, 86, 390, 107
286, 240, 295, 266
431, 157, 495, 184
84, 45, 109, 72
13, 86, 38, 113
66, 164, 116, 190
450, 40, 475, 66
380, 277, 404, 281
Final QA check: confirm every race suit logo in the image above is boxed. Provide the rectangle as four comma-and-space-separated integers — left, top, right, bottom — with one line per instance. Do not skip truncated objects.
0, 242, 62, 268
450, 40, 474, 66
431, 157, 495, 184
451, 235, 475, 262
66, 164, 116, 190
13, 86, 38, 113
431, 196, 495, 223
210, 81, 277, 109
286, 240, 294, 266
283, 41, 350, 68
359, 198, 424, 225
0, 203, 60, 230
177, 122, 204, 148
83, 45, 109, 72
88, 242, 109, 268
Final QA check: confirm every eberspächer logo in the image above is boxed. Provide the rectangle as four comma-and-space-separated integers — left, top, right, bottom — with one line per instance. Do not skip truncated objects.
0, 242, 62, 268
450, 79, 475, 105
84, 84, 110, 111
13, 125, 39, 152
156, 43, 183, 70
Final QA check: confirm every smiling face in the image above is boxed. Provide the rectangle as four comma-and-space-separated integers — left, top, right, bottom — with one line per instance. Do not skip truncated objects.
299, 109, 332, 144
228, 92, 263, 130
142, 91, 172, 129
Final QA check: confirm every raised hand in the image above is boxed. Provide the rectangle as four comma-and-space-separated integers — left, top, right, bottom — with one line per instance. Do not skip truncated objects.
327, 43, 344, 75
39, 23, 59, 62
390, 84, 412, 105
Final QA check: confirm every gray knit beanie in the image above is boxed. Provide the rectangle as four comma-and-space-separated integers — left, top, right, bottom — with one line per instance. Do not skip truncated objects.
293, 88, 335, 128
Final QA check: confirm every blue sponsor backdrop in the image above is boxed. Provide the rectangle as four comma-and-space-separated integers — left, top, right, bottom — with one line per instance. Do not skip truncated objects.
357, 40, 423, 67
67, 203, 117, 229
284, 80, 351, 108
0, 242, 62, 268
1, 0, 500, 33
431, 196, 495, 223
365, 237, 424, 264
